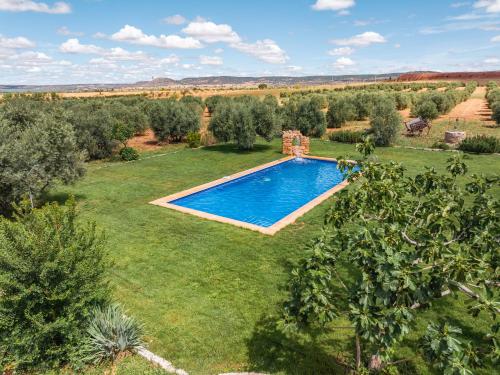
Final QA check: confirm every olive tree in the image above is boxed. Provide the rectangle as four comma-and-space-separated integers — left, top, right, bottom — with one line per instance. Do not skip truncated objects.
369, 97, 402, 146
0, 105, 85, 214
326, 97, 356, 128
412, 99, 440, 121
282, 141, 499, 373
149, 100, 200, 143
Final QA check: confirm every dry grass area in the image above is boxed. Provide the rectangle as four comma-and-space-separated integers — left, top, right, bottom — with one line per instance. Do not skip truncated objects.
335, 86, 499, 148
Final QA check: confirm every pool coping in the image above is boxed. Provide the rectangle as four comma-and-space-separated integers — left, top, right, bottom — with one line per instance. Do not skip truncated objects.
149, 155, 352, 235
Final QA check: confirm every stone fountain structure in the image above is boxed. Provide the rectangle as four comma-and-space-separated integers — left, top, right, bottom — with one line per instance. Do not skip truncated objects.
282, 130, 310, 157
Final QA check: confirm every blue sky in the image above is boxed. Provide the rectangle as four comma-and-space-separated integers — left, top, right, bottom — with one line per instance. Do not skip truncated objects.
0, 0, 499, 84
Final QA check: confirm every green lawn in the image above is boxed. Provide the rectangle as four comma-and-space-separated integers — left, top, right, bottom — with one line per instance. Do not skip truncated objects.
50, 139, 499, 375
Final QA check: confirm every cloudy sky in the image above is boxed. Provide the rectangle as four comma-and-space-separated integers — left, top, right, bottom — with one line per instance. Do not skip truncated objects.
1, 0, 499, 84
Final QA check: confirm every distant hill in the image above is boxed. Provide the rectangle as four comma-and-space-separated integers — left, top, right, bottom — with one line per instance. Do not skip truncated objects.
1, 71, 498, 93
0, 73, 401, 93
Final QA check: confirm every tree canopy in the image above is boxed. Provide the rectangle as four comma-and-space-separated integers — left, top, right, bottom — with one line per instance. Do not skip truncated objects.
282, 140, 499, 373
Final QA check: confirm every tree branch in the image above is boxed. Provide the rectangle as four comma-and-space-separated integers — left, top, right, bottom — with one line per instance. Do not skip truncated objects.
450, 281, 500, 314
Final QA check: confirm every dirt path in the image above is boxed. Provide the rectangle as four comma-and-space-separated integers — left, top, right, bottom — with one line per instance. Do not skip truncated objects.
441, 87, 490, 121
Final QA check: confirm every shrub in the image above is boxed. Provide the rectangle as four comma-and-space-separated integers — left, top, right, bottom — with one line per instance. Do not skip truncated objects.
370, 97, 402, 146
149, 100, 200, 143
431, 141, 451, 150
492, 102, 500, 126
0, 199, 110, 371
0, 104, 85, 214
329, 130, 366, 143
84, 304, 143, 364
458, 135, 499, 154
258, 83, 268, 89
119, 146, 139, 161
186, 131, 201, 148
326, 97, 356, 128
411, 99, 439, 121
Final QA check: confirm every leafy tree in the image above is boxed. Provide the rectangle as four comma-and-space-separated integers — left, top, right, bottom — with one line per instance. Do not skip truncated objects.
0, 106, 85, 213
233, 104, 256, 149
294, 97, 326, 137
252, 101, 279, 141
282, 142, 499, 372
208, 102, 236, 143
412, 99, 440, 121
65, 100, 117, 160
370, 97, 402, 146
258, 83, 268, 89
326, 97, 356, 128
0, 199, 110, 371
149, 100, 200, 143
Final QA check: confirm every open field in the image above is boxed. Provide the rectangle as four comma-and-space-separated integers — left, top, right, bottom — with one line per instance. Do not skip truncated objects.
48, 139, 499, 375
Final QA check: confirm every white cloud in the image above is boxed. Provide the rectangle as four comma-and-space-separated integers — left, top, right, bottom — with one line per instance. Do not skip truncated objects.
328, 46, 354, 56
163, 14, 186, 25
334, 56, 355, 68
484, 57, 500, 63
93, 32, 107, 39
182, 21, 241, 43
57, 26, 84, 37
287, 65, 303, 72
159, 54, 180, 64
394, 43, 401, 48
0, 34, 35, 48
0, 0, 70, 13
492, 34, 500, 41
474, 0, 500, 13
312, 0, 355, 11
232, 39, 289, 64
332, 31, 386, 46
199, 55, 223, 65
60, 38, 102, 54
214, 48, 224, 53
111, 25, 203, 49
59, 38, 149, 61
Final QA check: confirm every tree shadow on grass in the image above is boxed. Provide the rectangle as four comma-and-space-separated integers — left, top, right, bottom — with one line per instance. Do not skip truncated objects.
202, 143, 275, 154
246, 315, 352, 375
41, 191, 87, 206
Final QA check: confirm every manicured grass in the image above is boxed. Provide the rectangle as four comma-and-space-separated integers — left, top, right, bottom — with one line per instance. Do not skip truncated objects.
50, 139, 499, 374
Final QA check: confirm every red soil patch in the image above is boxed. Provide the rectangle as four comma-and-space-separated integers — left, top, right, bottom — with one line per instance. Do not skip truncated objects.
398, 71, 500, 83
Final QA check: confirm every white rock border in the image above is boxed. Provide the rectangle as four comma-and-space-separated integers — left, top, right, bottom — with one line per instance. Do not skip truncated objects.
137, 347, 188, 375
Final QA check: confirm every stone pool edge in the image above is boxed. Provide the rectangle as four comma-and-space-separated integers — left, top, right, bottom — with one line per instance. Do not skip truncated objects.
149, 155, 353, 236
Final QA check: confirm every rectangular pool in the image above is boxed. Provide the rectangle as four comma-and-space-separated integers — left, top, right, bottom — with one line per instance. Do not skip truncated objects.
150, 156, 352, 235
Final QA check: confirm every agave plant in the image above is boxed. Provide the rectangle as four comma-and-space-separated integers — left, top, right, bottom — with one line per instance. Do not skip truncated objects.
85, 304, 144, 363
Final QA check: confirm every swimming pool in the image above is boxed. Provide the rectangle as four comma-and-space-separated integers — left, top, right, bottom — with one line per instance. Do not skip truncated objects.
150, 156, 352, 235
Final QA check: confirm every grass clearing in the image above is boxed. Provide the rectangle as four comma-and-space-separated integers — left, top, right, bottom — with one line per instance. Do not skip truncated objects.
49, 139, 499, 374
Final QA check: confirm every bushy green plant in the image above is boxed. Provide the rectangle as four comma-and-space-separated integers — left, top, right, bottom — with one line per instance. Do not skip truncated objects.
421, 322, 480, 374
294, 97, 327, 137
431, 141, 451, 150
119, 146, 139, 161
186, 131, 201, 148
208, 102, 235, 143
0, 199, 110, 371
411, 99, 439, 121
329, 130, 366, 143
458, 135, 500, 154
369, 97, 402, 146
84, 304, 143, 364
233, 104, 256, 150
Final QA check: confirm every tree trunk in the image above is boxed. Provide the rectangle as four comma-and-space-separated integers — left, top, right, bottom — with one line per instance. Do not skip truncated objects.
355, 335, 361, 369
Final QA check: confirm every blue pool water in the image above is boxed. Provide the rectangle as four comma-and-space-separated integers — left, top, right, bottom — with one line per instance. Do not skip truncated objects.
170, 158, 348, 228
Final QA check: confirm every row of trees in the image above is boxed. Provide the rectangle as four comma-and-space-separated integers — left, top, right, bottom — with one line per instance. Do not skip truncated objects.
411, 82, 477, 121
486, 81, 500, 126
